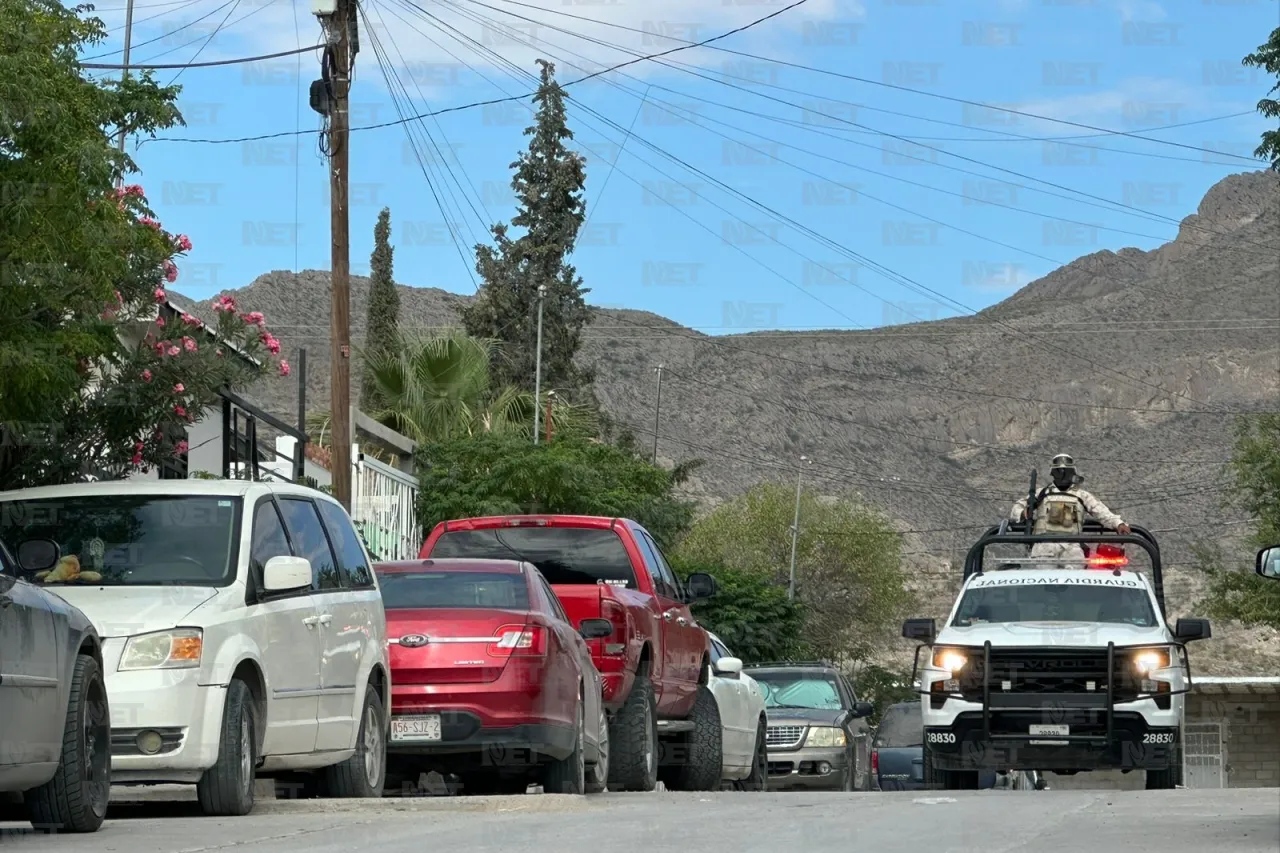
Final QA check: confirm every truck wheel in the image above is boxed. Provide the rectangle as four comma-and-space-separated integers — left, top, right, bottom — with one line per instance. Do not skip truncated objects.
662, 685, 723, 792
319, 685, 387, 797
23, 654, 111, 833
1145, 735, 1182, 790
196, 679, 256, 816
607, 676, 658, 792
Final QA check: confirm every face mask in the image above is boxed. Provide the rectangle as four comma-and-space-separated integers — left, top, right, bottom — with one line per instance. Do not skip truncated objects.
1052, 470, 1074, 490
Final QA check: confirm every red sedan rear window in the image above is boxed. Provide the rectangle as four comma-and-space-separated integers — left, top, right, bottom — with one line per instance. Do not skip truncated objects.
430, 527, 637, 589
376, 570, 529, 609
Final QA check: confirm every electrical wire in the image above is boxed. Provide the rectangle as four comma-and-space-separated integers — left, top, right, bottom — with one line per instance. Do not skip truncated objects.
81, 44, 320, 68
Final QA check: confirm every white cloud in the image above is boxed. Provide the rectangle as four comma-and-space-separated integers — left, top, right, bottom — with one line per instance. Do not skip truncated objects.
1006, 76, 1232, 133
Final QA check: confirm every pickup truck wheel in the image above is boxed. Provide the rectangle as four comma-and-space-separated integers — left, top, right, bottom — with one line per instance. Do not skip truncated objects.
23, 653, 110, 833
607, 676, 658, 792
319, 685, 387, 797
662, 684, 723, 792
1145, 736, 1182, 790
196, 678, 256, 816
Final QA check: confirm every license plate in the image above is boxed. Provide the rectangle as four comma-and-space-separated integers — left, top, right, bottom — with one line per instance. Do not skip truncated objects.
391, 715, 442, 742
1029, 724, 1068, 744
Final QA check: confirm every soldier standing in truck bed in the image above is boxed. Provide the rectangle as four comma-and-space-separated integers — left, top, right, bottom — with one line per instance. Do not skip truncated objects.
1010, 453, 1131, 559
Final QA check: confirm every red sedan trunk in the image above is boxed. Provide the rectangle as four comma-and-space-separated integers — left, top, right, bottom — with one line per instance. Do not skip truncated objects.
375, 559, 579, 778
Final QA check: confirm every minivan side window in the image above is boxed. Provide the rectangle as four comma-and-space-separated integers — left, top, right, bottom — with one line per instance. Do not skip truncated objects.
278, 498, 341, 590
316, 500, 375, 588
249, 499, 293, 601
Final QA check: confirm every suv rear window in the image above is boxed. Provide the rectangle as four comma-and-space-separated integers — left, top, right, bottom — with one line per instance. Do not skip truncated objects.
874, 704, 922, 748
429, 527, 637, 588
376, 570, 529, 609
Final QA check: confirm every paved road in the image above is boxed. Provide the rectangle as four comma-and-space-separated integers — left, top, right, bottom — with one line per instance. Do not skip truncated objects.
1, 788, 1276, 852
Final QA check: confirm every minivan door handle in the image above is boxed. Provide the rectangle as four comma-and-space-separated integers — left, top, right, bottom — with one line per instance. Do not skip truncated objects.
317, 613, 333, 626
302, 616, 319, 628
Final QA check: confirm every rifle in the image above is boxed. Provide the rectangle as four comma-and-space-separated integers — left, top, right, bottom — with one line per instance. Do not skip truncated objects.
1025, 469, 1037, 532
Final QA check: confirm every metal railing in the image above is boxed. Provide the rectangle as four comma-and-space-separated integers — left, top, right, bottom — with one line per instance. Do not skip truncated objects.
351, 448, 421, 562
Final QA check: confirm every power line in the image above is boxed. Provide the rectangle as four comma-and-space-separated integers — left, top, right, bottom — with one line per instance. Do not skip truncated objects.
81, 44, 320, 69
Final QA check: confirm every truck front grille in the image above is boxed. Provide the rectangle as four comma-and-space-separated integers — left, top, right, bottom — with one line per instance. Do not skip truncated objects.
959, 649, 1139, 702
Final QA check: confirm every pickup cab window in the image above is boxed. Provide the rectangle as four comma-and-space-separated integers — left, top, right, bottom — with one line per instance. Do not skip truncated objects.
430, 527, 638, 588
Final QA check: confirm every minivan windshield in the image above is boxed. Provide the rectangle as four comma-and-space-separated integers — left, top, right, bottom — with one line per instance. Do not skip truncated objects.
951, 582, 1158, 628
874, 704, 923, 748
429, 527, 637, 588
0, 495, 241, 586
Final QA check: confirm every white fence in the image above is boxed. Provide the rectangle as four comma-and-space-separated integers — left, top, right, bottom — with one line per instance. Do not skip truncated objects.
351, 448, 421, 562
1183, 722, 1226, 789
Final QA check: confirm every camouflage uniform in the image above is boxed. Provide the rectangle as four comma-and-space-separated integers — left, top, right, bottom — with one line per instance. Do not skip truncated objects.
1010, 454, 1127, 560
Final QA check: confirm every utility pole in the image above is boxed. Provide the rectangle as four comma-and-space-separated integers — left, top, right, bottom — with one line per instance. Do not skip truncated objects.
311, 0, 356, 510
788, 454, 812, 601
533, 283, 547, 444
115, 0, 136, 187
651, 364, 664, 465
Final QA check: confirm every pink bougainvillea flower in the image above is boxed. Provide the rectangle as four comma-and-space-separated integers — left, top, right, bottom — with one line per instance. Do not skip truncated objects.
167, 345, 180, 357
279, 359, 291, 377
163, 260, 178, 283
174, 440, 189, 455
182, 336, 197, 352
260, 332, 281, 355
155, 315, 166, 327
174, 405, 187, 418
154, 287, 167, 302
181, 312, 203, 327
174, 234, 193, 252
242, 311, 266, 327
135, 440, 144, 451
131, 452, 144, 466
124, 184, 144, 198
142, 369, 153, 382
154, 340, 167, 355
173, 383, 184, 393
212, 295, 237, 313
138, 216, 160, 230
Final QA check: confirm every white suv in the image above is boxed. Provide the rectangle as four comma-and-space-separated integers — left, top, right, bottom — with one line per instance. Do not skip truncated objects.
0, 480, 391, 815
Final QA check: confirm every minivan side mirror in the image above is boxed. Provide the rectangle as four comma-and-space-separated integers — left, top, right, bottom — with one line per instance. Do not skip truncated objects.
579, 618, 613, 640
16, 539, 61, 574
902, 618, 936, 644
1256, 545, 1280, 579
1173, 617, 1212, 642
712, 656, 743, 678
263, 556, 312, 592
684, 572, 717, 601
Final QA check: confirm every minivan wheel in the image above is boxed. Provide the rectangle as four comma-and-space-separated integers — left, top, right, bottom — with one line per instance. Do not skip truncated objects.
196, 679, 256, 816
319, 685, 387, 797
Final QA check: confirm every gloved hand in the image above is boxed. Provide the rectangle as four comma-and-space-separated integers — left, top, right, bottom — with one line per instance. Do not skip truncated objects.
1116, 523, 1131, 535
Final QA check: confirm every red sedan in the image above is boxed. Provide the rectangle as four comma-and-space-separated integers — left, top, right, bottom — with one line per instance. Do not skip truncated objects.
375, 557, 612, 795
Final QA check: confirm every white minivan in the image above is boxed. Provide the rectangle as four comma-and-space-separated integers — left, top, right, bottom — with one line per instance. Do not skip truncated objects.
0, 480, 391, 816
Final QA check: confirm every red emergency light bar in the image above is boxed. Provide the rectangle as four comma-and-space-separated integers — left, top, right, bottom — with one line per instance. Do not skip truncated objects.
1086, 543, 1128, 567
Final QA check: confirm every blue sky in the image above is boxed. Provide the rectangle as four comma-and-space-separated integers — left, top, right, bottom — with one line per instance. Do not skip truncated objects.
82, 0, 1276, 335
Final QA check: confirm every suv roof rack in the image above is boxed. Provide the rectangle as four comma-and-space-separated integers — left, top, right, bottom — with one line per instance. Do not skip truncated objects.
742, 660, 838, 670
962, 521, 1166, 617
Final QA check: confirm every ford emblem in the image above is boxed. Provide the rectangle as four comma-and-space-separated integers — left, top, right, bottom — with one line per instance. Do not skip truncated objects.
399, 634, 429, 647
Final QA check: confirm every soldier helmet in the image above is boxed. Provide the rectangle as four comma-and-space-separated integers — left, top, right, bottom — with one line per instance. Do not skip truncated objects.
1049, 453, 1079, 488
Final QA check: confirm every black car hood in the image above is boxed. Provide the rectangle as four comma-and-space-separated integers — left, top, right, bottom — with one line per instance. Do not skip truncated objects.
765, 707, 848, 726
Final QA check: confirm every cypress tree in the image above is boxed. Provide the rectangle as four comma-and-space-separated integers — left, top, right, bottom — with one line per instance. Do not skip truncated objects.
361, 206, 400, 411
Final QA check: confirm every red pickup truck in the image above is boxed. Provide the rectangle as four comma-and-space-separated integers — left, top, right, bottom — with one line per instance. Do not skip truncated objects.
419, 514, 722, 792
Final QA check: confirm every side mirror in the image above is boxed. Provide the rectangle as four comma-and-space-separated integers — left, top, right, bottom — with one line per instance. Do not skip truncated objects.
851, 700, 874, 719
16, 539, 61, 574
1173, 617, 1212, 642
902, 618, 936, 644
712, 656, 743, 678
263, 555, 312, 592
1256, 545, 1280, 580
579, 618, 613, 640
684, 572, 717, 601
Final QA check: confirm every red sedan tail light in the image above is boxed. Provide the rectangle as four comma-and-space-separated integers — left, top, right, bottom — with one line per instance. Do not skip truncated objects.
870, 749, 879, 774
489, 625, 547, 657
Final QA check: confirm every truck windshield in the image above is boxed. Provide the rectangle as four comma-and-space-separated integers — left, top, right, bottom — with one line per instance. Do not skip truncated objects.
376, 570, 529, 609
0, 495, 240, 586
951, 583, 1158, 627
874, 704, 923, 748
429, 527, 638, 588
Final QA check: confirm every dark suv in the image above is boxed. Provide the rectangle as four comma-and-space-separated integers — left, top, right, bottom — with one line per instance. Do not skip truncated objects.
742, 662, 873, 791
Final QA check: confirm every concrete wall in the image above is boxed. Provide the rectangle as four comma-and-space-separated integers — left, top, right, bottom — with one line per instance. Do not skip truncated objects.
1187, 693, 1280, 788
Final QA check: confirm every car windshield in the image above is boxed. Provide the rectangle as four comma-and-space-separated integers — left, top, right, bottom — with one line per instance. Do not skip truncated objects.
951, 583, 1158, 627
752, 673, 845, 710
376, 570, 529, 609
429, 527, 637, 588
874, 704, 922, 748
0, 495, 240, 586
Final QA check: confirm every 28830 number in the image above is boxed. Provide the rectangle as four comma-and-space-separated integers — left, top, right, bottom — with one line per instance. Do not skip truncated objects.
927, 731, 957, 744
1142, 732, 1176, 744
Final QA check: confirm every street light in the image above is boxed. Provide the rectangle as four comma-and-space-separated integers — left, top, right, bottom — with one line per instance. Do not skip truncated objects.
788, 454, 813, 601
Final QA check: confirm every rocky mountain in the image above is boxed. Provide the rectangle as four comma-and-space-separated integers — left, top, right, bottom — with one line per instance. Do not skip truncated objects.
173, 169, 1280, 675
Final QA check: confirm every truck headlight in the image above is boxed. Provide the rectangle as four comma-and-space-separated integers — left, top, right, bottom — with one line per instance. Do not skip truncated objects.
119, 629, 203, 671
932, 647, 969, 674
805, 726, 847, 748
1129, 647, 1171, 674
